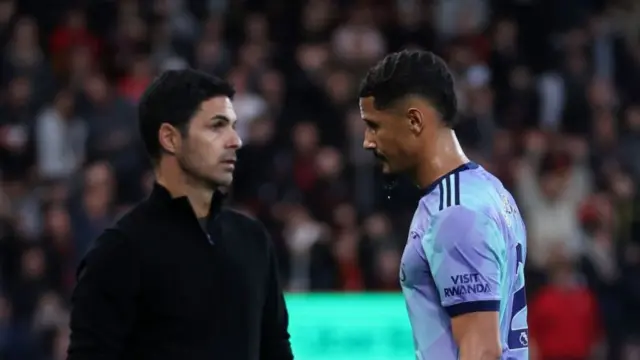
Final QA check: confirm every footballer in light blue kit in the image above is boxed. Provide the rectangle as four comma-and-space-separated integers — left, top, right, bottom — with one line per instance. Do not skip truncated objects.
359, 50, 528, 360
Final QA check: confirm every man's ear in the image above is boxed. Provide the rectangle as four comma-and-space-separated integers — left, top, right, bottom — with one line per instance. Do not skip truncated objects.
158, 123, 180, 155
407, 107, 424, 135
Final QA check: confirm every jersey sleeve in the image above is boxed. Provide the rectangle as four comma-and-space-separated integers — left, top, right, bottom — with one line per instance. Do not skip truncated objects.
423, 205, 506, 318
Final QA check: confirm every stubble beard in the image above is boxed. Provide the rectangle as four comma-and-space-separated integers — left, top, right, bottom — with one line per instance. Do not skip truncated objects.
176, 152, 229, 191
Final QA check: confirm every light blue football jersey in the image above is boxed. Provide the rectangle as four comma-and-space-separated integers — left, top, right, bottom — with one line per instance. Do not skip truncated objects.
400, 162, 528, 359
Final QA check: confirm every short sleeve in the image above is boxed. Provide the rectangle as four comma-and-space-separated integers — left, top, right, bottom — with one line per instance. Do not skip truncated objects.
423, 206, 506, 318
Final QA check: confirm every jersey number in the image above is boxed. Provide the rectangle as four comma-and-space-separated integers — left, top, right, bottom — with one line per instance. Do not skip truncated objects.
507, 243, 528, 350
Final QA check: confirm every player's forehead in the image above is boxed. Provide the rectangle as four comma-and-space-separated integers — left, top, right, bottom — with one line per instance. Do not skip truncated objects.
193, 96, 237, 124
359, 96, 384, 122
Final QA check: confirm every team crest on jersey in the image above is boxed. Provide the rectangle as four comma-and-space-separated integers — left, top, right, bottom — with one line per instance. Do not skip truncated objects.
519, 331, 528, 346
501, 193, 517, 227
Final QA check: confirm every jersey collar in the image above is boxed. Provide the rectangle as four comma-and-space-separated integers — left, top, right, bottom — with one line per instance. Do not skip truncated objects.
422, 161, 479, 195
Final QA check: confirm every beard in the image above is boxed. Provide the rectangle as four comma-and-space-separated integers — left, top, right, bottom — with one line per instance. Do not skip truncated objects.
176, 151, 231, 190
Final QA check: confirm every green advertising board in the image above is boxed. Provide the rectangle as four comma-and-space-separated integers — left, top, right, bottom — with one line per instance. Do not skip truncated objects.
285, 293, 414, 360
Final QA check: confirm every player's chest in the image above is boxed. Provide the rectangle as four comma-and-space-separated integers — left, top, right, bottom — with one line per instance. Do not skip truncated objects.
399, 230, 434, 289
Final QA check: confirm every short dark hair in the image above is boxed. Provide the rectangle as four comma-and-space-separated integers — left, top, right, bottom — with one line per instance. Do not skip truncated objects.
359, 50, 458, 126
138, 69, 235, 161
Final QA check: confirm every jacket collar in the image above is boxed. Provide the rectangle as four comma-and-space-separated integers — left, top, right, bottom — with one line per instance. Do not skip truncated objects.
149, 183, 226, 219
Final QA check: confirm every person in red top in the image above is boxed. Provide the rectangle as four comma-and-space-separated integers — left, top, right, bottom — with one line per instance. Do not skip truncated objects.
49, 9, 101, 74
117, 56, 153, 103
529, 248, 603, 360
333, 231, 364, 291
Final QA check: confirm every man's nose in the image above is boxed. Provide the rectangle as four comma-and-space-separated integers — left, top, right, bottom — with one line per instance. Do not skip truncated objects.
228, 130, 243, 149
363, 138, 375, 150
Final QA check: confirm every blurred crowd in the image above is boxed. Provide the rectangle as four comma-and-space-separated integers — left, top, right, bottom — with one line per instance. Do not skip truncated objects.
1, 0, 640, 359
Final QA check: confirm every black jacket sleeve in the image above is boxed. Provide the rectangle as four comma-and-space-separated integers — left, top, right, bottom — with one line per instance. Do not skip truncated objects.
260, 234, 294, 359
67, 229, 140, 360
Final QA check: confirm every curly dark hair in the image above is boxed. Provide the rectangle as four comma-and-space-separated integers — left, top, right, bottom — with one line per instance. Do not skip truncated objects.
359, 49, 458, 127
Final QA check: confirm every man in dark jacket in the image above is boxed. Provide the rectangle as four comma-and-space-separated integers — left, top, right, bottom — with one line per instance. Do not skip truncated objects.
67, 69, 293, 360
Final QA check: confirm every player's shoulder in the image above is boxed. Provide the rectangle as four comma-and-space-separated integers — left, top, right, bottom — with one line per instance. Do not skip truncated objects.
457, 165, 507, 210
423, 164, 509, 239
429, 204, 496, 233
424, 204, 507, 258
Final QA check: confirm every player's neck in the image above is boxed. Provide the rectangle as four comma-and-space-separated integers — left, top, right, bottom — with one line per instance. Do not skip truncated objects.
415, 129, 469, 189
155, 159, 214, 218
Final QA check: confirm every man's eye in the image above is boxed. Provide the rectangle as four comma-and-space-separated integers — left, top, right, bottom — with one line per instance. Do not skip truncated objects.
365, 121, 378, 130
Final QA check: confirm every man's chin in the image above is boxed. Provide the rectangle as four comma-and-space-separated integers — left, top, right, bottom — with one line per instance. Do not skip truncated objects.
198, 173, 233, 190
179, 160, 234, 189
379, 162, 393, 174
212, 174, 233, 188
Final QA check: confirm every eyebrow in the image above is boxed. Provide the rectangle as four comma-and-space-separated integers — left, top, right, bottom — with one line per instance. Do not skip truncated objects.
211, 115, 236, 123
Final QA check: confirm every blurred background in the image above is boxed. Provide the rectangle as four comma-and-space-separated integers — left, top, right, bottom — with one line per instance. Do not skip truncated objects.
0, 0, 640, 359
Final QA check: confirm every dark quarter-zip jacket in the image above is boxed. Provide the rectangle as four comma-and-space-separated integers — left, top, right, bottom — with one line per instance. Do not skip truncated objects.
67, 184, 293, 360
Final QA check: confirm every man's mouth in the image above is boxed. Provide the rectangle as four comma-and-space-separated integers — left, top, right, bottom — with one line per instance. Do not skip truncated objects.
373, 153, 386, 162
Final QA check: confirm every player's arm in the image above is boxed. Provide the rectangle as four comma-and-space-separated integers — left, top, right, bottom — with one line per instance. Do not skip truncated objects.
67, 230, 140, 360
424, 206, 506, 360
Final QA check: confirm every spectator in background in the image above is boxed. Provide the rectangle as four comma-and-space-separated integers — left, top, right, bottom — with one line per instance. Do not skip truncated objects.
306, 147, 350, 223
117, 55, 153, 104
332, 6, 386, 67
35, 88, 86, 181
63, 46, 96, 91
0, 295, 17, 359
0, 75, 35, 183
151, 0, 199, 46
284, 203, 326, 291
227, 68, 267, 140
516, 132, 591, 269
360, 212, 401, 291
49, 9, 100, 75
193, 17, 231, 76
0, 0, 16, 51
529, 246, 603, 360
579, 192, 624, 360
619, 105, 640, 181
111, 12, 149, 74
69, 162, 115, 260
30, 292, 68, 359
3, 16, 53, 107
80, 73, 144, 204
40, 203, 75, 296
620, 209, 640, 359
